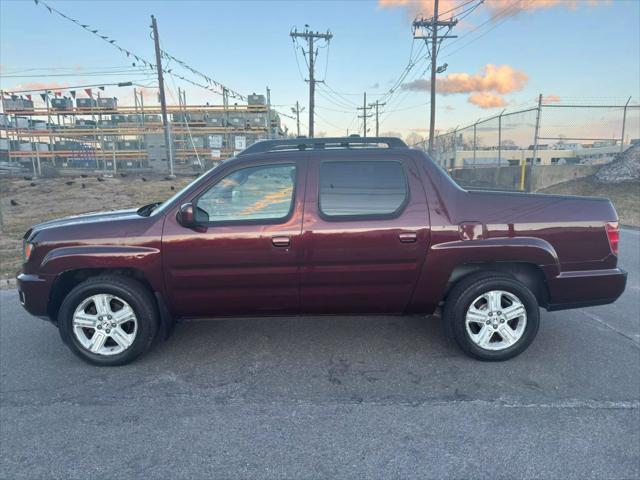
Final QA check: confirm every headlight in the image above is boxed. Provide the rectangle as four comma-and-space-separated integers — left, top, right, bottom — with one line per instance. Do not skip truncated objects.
23, 242, 34, 262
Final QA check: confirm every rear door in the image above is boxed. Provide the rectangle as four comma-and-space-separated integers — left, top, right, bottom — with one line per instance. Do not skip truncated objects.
162, 157, 306, 317
300, 151, 430, 314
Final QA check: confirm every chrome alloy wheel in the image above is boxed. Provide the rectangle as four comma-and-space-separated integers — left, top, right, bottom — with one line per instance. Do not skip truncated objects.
465, 290, 527, 351
72, 294, 138, 356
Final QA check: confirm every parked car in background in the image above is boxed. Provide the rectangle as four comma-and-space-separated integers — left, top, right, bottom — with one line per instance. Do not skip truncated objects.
17, 137, 626, 365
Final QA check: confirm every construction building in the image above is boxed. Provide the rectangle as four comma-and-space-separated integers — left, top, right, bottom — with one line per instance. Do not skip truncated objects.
0, 90, 285, 175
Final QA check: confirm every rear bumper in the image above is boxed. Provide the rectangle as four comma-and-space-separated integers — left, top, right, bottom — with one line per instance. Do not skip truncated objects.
546, 268, 627, 311
16, 272, 54, 319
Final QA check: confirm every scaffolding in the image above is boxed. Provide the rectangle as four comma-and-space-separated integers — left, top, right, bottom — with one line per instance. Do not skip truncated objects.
0, 90, 282, 175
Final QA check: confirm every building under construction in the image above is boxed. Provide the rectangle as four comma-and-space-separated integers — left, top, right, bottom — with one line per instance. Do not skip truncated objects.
0, 89, 285, 175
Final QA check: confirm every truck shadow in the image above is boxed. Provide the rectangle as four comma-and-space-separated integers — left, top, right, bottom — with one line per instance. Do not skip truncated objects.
8, 306, 639, 407
131, 314, 546, 405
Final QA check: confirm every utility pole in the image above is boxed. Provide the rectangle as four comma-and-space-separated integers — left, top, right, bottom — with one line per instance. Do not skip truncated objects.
290, 27, 333, 138
413, 0, 458, 155
369, 100, 386, 137
222, 87, 229, 156
291, 101, 305, 137
357, 92, 373, 138
151, 15, 174, 177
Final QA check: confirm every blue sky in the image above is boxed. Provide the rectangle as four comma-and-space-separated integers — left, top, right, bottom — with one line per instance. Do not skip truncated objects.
1, 0, 638, 138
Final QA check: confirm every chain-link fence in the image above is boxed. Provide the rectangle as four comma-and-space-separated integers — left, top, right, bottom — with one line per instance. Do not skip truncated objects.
418, 97, 640, 191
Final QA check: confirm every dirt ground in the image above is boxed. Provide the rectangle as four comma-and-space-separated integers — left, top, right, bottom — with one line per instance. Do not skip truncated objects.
1, 174, 638, 280
540, 176, 639, 228
0, 174, 193, 280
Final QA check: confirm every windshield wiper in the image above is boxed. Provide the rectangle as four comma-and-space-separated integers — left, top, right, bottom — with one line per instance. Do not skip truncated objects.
136, 202, 162, 217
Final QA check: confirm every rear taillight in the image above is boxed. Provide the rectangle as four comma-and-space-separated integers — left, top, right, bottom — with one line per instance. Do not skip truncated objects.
605, 222, 619, 255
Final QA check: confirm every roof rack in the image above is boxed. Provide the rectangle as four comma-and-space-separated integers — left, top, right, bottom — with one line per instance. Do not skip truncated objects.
237, 136, 408, 156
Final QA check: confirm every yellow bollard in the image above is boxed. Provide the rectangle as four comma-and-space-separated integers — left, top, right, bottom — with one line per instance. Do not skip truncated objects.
519, 159, 526, 191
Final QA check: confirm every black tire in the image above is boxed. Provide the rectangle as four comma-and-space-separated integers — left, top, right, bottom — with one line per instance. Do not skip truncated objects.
443, 272, 540, 361
58, 275, 158, 366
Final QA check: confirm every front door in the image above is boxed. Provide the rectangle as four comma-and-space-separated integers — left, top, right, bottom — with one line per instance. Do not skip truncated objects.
300, 152, 430, 314
162, 158, 305, 317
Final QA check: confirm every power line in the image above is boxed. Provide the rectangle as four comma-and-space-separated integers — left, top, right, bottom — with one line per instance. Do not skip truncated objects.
314, 110, 344, 132
374, 41, 428, 109
316, 85, 358, 110
438, 0, 482, 17
31, 0, 245, 102
379, 63, 431, 128
321, 83, 359, 106
291, 42, 307, 82
321, 41, 331, 83
1, 70, 155, 78
159, 49, 245, 100
443, 0, 485, 22
1, 65, 145, 73
378, 0, 516, 135
315, 103, 354, 114
440, 0, 524, 56
5, 80, 135, 94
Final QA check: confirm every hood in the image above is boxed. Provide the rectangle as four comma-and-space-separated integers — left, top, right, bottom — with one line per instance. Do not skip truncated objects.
26, 208, 142, 242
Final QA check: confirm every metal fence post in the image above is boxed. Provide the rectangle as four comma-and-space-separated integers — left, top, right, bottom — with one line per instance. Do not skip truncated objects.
519, 151, 526, 191
473, 121, 477, 166
498, 109, 505, 168
530, 94, 543, 191
452, 126, 458, 172
620, 96, 631, 153
14, 113, 21, 170
112, 140, 117, 175
167, 123, 175, 177
29, 121, 38, 177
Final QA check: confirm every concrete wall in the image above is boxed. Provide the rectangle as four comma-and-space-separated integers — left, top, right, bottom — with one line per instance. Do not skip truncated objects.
451, 164, 599, 191
529, 164, 599, 191
435, 145, 620, 169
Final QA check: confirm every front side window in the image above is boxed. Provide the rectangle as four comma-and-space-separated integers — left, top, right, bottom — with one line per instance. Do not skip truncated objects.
195, 163, 296, 223
319, 161, 408, 218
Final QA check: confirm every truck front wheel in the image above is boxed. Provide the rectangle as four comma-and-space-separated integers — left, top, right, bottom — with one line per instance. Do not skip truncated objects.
443, 272, 540, 361
58, 275, 158, 366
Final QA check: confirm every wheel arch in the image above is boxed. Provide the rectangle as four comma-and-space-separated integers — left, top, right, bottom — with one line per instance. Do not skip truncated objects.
47, 268, 173, 337
444, 262, 550, 308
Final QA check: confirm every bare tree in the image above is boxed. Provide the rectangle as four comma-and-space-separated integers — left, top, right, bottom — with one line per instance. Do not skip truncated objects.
404, 132, 426, 146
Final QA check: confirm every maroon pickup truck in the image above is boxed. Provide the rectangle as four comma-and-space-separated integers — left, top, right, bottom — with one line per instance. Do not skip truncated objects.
17, 137, 626, 365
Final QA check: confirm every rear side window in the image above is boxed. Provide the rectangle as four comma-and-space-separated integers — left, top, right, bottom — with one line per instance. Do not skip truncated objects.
319, 161, 408, 218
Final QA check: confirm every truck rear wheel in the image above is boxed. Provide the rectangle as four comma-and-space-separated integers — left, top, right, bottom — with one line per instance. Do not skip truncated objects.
443, 272, 540, 361
58, 275, 158, 366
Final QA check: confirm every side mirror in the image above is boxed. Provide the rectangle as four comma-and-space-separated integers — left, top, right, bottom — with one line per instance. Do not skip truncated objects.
177, 202, 198, 228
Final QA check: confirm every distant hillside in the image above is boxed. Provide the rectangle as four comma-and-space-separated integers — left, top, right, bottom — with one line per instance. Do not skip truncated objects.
541, 175, 639, 227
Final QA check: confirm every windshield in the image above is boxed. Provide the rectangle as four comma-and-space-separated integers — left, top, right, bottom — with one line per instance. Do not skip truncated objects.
139, 167, 217, 217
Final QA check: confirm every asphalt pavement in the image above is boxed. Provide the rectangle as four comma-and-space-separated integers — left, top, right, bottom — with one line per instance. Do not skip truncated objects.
1, 229, 638, 479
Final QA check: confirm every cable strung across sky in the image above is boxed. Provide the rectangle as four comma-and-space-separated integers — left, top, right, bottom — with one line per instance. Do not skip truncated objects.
31, 0, 246, 102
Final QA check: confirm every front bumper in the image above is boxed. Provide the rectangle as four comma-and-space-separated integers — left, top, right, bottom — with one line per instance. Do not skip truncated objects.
16, 272, 54, 319
546, 268, 627, 311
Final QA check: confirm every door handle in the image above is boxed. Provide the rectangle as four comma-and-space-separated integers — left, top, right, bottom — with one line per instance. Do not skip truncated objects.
272, 236, 291, 247
398, 232, 417, 243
